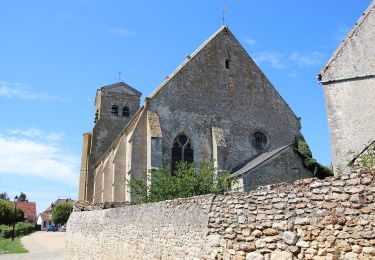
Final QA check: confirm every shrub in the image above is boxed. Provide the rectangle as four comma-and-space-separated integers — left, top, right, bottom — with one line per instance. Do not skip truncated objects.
128, 162, 235, 205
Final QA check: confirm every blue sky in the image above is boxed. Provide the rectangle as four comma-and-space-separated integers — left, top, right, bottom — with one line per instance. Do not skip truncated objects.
0, 0, 371, 213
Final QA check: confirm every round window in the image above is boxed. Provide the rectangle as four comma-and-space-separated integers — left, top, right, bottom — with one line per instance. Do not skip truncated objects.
251, 132, 268, 150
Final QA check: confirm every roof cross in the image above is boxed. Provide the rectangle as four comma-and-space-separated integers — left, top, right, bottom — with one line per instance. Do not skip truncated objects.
222, 7, 228, 26
114, 71, 123, 82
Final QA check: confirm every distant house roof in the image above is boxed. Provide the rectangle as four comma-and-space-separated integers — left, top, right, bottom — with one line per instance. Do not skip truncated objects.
39, 198, 75, 215
10, 201, 37, 220
232, 144, 293, 177
39, 212, 52, 222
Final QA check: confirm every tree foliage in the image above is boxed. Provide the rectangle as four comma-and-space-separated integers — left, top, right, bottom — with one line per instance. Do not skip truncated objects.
295, 137, 333, 179
51, 203, 73, 225
0, 192, 9, 201
128, 162, 235, 205
0, 199, 13, 225
17, 192, 28, 202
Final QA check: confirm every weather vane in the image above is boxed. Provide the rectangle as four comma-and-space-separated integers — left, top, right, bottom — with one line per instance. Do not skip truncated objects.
222, 7, 228, 26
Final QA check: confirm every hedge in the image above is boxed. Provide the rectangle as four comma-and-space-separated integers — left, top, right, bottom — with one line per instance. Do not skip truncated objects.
0, 222, 35, 238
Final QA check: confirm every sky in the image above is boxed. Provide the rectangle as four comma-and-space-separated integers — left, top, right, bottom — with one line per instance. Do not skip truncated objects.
0, 0, 372, 213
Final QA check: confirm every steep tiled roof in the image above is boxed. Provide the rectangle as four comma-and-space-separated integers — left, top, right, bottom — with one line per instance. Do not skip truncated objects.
10, 201, 37, 220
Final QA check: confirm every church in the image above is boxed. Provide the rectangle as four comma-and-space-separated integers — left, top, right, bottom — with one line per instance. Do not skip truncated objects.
78, 26, 312, 203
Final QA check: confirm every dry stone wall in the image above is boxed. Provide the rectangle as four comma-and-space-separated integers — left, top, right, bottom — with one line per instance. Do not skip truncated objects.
67, 169, 375, 260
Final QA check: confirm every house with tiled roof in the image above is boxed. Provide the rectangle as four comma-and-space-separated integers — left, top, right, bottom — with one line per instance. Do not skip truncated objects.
36, 198, 74, 231
10, 201, 37, 223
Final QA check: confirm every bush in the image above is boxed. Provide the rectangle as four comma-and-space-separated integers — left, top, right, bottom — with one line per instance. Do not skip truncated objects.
0, 222, 34, 238
128, 162, 235, 205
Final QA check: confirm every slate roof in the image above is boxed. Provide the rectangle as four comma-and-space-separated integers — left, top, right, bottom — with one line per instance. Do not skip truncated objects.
232, 144, 293, 177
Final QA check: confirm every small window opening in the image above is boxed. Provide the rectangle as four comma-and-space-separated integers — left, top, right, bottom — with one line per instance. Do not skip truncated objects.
122, 106, 129, 117
225, 59, 230, 69
111, 105, 118, 116
251, 132, 268, 150
94, 110, 99, 123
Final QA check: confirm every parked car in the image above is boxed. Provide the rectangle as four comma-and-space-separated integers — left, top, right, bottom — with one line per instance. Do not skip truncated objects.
47, 224, 58, 232
58, 225, 66, 232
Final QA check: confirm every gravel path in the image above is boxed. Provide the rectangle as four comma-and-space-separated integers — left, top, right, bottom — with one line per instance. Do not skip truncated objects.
0, 231, 65, 260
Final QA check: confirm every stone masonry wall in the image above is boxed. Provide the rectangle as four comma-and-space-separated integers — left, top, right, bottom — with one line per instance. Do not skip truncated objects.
67, 169, 375, 259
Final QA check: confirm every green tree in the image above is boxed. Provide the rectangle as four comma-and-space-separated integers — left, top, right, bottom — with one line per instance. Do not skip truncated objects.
52, 203, 73, 225
128, 162, 235, 205
0, 192, 9, 200
17, 192, 28, 202
0, 199, 13, 224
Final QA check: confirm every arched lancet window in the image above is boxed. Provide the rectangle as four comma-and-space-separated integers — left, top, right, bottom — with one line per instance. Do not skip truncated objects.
171, 134, 193, 173
122, 106, 129, 117
111, 105, 118, 116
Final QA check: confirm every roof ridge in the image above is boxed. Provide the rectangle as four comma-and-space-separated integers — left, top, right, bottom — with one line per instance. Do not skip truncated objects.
318, 1, 375, 80
148, 26, 229, 99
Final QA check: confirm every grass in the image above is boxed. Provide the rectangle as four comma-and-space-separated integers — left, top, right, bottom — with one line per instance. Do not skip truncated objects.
0, 237, 28, 254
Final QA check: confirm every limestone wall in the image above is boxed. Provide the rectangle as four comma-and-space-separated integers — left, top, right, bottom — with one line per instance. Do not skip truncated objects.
66, 196, 215, 260
67, 169, 375, 259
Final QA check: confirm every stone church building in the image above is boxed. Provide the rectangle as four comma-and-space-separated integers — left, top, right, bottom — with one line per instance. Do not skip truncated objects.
78, 26, 312, 203
318, 1, 375, 173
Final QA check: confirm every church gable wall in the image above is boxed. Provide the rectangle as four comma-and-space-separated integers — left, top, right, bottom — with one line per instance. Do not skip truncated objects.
320, 4, 375, 82
148, 29, 300, 170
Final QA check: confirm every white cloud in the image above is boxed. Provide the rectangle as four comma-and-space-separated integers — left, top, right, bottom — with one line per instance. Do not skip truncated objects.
245, 38, 256, 46
253, 51, 326, 69
0, 129, 79, 186
108, 28, 135, 37
0, 81, 65, 101
289, 51, 325, 67
253, 51, 286, 69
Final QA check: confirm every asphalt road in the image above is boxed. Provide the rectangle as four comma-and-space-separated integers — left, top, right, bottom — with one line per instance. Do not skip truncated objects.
0, 231, 65, 260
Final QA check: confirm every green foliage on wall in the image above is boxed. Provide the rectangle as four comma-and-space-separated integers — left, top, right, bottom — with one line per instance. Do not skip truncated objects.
295, 137, 333, 179
128, 162, 235, 205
